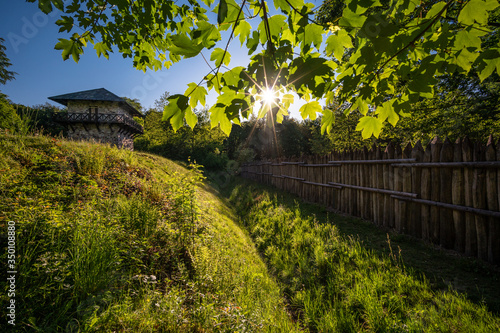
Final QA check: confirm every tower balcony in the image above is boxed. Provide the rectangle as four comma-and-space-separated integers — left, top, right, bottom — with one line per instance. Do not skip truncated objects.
55, 112, 143, 135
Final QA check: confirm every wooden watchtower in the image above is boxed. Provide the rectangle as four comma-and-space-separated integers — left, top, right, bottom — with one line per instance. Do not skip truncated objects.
50, 88, 144, 150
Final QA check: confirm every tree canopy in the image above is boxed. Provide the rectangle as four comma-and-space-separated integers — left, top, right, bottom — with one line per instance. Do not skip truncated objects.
30, 0, 500, 138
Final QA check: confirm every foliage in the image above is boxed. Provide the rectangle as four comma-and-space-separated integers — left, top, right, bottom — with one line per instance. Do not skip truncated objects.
31, 0, 500, 138
122, 96, 144, 113
153, 91, 171, 112
0, 37, 16, 85
0, 133, 296, 332
378, 72, 500, 144
135, 98, 230, 170
14, 102, 67, 136
1, 94, 67, 137
227, 97, 500, 161
0, 93, 21, 131
229, 181, 500, 332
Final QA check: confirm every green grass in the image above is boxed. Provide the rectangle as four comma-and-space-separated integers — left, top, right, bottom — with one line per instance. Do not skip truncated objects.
2, 133, 499, 332
0, 133, 297, 332
226, 178, 500, 332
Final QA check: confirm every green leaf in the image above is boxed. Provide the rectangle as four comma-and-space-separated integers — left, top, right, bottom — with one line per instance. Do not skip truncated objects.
213, 0, 242, 30
458, 0, 498, 25
282, 93, 294, 111
234, 20, 251, 46
425, 1, 447, 20
356, 98, 368, 115
94, 42, 110, 59
325, 29, 353, 60
274, 0, 291, 12
396, 0, 420, 15
246, 30, 260, 54
289, 56, 334, 98
408, 74, 435, 98
56, 16, 74, 33
339, 8, 367, 28
194, 21, 221, 49
276, 108, 288, 123
477, 49, 500, 81
54, 38, 82, 62
217, 0, 228, 25
454, 29, 484, 50
375, 100, 399, 127
258, 15, 287, 44
37, 0, 53, 14
348, 0, 382, 14
185, 108, 198, 129
321, 108, 334, 134
211, 47, 231, 67
210, 105, 232, 136
299, 101, 322, 120
184, 83, 208, 109
163, 94, 190, 131
205, 72, 224, 93
222, 66, 244, 87
355, 116, 383, 139
217, 89, 238, 106
302, 24, 324, 50
169, 34, 203, 58
454, 48, 479, 73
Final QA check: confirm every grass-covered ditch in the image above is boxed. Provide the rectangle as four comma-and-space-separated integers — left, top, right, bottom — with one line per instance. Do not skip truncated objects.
226, 180, 500, 332
1, 133, 499, 332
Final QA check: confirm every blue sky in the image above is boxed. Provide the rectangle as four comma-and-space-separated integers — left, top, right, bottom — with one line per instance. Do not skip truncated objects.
0, 1, 312, 117
0, 1, 247, 111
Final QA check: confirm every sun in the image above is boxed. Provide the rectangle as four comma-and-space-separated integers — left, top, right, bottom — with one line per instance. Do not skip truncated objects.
261, 87, 278, 107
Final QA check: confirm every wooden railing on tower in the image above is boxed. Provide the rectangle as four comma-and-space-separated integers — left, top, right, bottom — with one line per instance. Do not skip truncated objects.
55, 113, 143, 134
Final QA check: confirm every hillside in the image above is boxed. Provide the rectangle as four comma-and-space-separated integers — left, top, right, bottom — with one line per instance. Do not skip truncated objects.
1, 133, 499, 332
0, 134, 297, 332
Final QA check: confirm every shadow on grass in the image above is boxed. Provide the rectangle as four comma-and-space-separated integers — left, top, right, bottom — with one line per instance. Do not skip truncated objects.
216, 176, 500, 315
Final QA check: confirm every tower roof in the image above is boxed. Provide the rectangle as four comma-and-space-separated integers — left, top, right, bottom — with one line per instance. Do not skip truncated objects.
48, 88, 143, 117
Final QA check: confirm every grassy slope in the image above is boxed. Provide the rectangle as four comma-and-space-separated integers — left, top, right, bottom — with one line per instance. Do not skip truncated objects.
0, 134, 297, 332
2, 133, 499, 332
225, 179, 500, 332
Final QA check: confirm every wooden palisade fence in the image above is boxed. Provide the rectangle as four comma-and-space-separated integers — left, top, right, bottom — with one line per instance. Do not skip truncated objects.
241, 136, 500, 265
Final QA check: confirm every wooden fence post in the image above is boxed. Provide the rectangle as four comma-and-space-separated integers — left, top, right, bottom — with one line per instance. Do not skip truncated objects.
462, 137, 477, 257
369, 144, 377, 222
362, 147, 370, 219
352, 150, 359, 217
439, 138, 454, 249
340, 151, 347, 213
375, 145, 384, 226
410, 141, 424, 237
330, 152, 336, 209
496, 139, 500, 262
452, 138, 465, 253
394, 144, 403, 232
486, 136, 499, 264
347, 150, 354, 216
402, 143, 413, 234
473, 141, 488, 260
421, 141, 432, 241
386, 143, 395, 228
430, 137, 442, 244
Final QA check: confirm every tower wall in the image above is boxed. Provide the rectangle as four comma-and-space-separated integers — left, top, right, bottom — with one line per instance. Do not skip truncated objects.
67, 123, 135, 150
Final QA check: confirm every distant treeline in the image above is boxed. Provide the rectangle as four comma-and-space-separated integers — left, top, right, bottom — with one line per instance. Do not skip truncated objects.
0, 92, 66, 136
